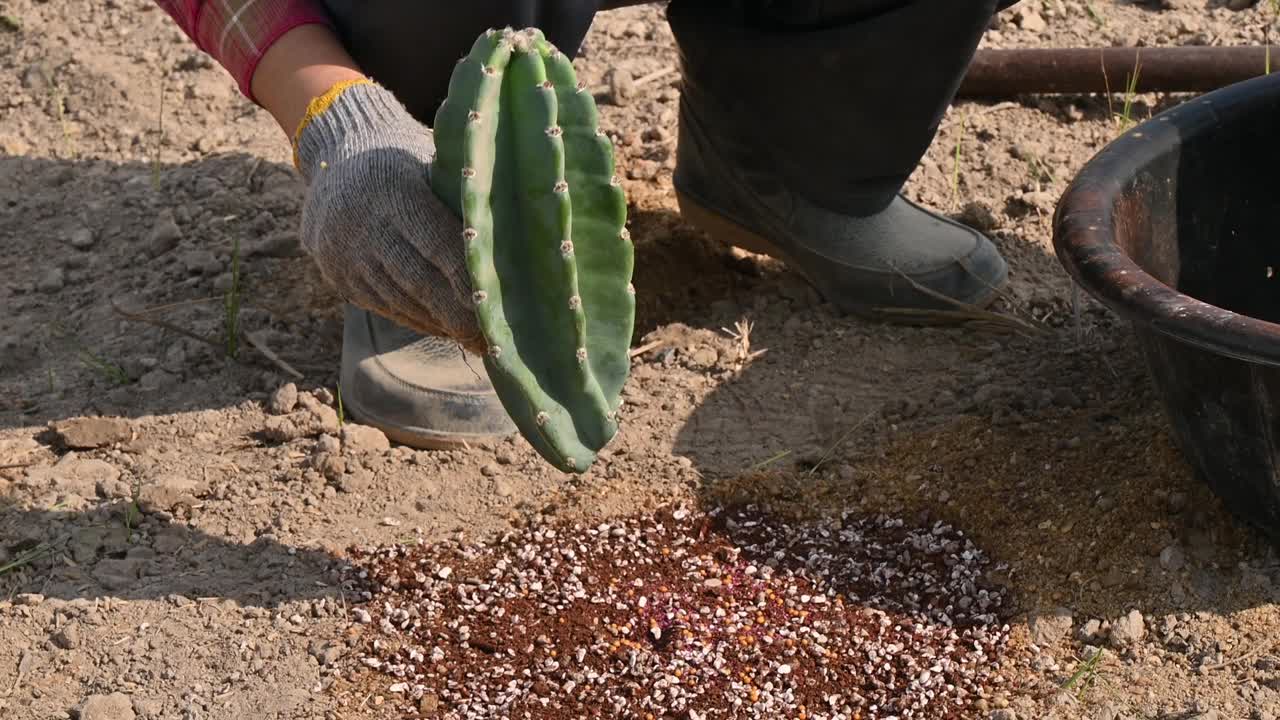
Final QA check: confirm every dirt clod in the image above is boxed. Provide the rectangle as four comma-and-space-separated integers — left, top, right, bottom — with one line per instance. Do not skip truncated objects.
24, 457, 119, 498
50, 417, 131, 449
146, 211, 182, 258
340, 423, 390, 455
1013, 8, 1046, 32
74, 693, 135, 720
1110, 610, 1146, 647
268, 382, 299, 414
52, 624, 80, 650
1027, 607, 1073, 648
605, 67, 636, 106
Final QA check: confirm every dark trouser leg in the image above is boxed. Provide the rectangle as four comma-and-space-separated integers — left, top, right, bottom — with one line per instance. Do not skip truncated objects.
320, 0, 617, 124
668, 0, 1010, 313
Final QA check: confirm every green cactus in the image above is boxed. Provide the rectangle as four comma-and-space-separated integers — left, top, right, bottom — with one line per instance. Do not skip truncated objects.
431, 27, 635, 473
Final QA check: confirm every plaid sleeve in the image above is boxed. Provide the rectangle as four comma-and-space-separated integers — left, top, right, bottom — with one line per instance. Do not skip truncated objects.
154, 0, 336, 101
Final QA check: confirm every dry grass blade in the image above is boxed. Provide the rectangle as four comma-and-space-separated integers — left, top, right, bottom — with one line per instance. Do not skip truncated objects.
1201, 642, 1277, 672
111, 295, 224, 315
4, 650, 35, 697
111, 296, 303, 379
805, 409, 875, 478
244, 330, 304, 380
631, 64, 678, 88
956, 255, 1048, 327
0, 542, 54, 577
110, 296, 222, 349
720, 317, 768, 363
590, 64, 678, 96
629, 339, 665, 358
884, 263, 1048, 336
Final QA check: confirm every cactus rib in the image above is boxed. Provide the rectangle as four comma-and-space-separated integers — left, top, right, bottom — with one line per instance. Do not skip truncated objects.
432, 27, 633, 473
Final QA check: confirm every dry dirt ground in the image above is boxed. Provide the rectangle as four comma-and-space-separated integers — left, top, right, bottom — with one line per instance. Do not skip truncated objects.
5, 1, 1280, 719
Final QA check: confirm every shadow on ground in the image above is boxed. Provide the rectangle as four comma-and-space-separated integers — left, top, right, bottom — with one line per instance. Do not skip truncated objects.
0, 499, 351, 607
0, 152, 756, 431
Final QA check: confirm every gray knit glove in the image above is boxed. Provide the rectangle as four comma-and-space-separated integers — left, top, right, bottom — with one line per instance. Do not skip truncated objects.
294, 80, 483, 352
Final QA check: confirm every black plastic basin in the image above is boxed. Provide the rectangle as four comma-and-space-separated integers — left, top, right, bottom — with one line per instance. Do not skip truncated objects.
1053, 72, 1280, 543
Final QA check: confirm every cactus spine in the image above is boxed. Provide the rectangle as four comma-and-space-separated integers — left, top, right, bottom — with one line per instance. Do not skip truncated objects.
432, 27, 635, 473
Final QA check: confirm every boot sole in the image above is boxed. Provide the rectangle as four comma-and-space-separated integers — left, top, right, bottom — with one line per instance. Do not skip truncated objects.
675, 189, 1003, 322
341, 393, 513, 451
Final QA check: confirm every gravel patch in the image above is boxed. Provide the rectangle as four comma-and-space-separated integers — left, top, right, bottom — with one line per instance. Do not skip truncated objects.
348, 505, 1017, 719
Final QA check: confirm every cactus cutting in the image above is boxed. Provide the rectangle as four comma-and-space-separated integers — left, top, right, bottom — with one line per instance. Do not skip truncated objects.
431, 27, 635, 474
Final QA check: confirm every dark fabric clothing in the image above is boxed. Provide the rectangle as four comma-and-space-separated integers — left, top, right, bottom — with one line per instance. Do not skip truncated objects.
321, 0, 610, 123
320, 0, 1013, 212
669, 0, 1000, 213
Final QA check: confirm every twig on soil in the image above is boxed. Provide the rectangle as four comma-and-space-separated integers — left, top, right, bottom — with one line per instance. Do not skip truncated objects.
111, 296, 304, 379
806, 409, 875, 478
1202, 641, 1277, 672
884, 263, 1048, 336
110, 297, 222, 350
951, 111, 968, 211
244, 156, 264, 188
5, 650, 34, 697
631, 65, 678, 88
590, 64, 678, 96
224, 237, 242, 359
745, 448, 793, 473
957, 256, 1049, 328
243, 331, 304, 380
720, 318, 768, 363
978, 101, 1022, 116
629, 339, 665, 358
113, 295, 224, 315
0, 463, 34, 471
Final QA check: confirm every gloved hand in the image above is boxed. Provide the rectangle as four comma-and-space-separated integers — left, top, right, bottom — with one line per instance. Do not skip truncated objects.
292, 78, 484, 354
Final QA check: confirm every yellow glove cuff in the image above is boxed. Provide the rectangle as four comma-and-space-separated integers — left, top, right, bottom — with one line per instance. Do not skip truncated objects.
290, 77, 374, 171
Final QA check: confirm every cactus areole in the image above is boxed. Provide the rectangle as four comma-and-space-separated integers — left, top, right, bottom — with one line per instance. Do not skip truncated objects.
432, 27, 635, 473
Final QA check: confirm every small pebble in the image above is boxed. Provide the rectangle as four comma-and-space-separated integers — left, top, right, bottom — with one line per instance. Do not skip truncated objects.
1159, 545, 1186, 572
67, 227, 95, 249
38, 268, 65, 293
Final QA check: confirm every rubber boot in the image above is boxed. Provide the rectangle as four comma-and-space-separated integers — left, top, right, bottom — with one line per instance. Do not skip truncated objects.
667, 0, 1009, 315
319, 0, 613, 449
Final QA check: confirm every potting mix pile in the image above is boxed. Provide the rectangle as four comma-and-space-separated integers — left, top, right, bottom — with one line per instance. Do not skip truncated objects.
348, 505, 1017, 719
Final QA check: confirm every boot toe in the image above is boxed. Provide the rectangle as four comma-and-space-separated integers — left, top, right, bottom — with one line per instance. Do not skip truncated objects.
791, 196, 1010, 313
677, 182, 1010, 315
340, 304, 516, 450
